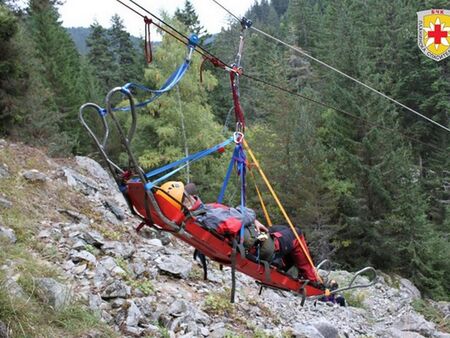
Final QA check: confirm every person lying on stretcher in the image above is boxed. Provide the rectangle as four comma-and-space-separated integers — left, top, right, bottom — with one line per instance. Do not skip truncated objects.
159, 181, 322, 287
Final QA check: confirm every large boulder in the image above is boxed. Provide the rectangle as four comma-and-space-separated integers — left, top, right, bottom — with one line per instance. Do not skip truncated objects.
75, 156, 112, 185
392, 313, 436, 337
312, 320, 339, 338
399, 278, 421, 300
157, 255, 192, 279
291, 323, 325, 338
35, 278, 72, 311
377, 328, 425, 338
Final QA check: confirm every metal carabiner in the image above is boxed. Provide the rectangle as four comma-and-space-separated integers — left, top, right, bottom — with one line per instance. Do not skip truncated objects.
233, 131, 244, 144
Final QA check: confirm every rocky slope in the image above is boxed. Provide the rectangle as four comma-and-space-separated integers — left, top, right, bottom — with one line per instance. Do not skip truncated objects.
0, 138, 449, 338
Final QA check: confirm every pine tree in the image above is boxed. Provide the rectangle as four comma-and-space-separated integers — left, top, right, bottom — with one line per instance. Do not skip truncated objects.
27, 0, 87, 153
0, 3, 57, 140
109, 14, 142, 85
0, 3, 21, 133
174, 1, 207, 38
86, 21, 117, 94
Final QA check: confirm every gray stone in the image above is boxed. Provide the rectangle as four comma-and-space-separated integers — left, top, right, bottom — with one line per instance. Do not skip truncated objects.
4, 276, 26, 299
125, 300, 143, 327
91, 265, 110, 288
141, 324, 160, 336
0, 196, 12, 209
147, 238, 163, 247
101, 310, 114, 324
111, 298, 126, 309
168, 299, 188, 317
71, 239, 87, 250
58, 209, 90, 225
0, 226, 16, 244
102, 241, 135, 259
0, 320, 10, 338
103, 200, 125, 220
63, 260, 76, 271
101, 280, 131, 299
35, 278, 71, 311
37, 229, 52, 238
400, 278, 421, 299
22, 169, 48, 182
434, 332, 450, 338
200, 326, 209, 336
73, 264, 87, 275
80, 231, 105, 248
193, 310, 211, 325
292, 323, 325, 338
71, 250, 97, 264
99, 256, 118, 271
0, 164, 9, 179
157, 255, 192, 279
209, 327, 230, 338
88, 293, 103, 312
393, 313, 436, 336
378, 328, 425, 338
123, 326, 144, 336
63, 167, 100, 195
131, 261, 146, 277
75, 156, 112, 183
431, 300, 450, 317
312, 320, 338, 338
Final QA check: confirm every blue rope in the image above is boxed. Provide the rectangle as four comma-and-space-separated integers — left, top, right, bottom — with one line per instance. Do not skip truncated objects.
140, 137, 233, 190
237, 145, 247, 242
218, 145, 240, 203
217, 143, 248, 241
145, 137, 233, 179
99, 44, 195, 116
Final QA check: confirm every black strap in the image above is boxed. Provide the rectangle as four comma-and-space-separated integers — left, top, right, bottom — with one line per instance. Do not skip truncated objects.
258, 285, 264, 296
193, 249, 208, 280
299, 281, 308, 307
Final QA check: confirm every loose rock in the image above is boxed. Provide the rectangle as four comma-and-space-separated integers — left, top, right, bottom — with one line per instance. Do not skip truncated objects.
0, 196, 12, 209
157, 255, 192, 279
101, 280, 131, 299
0, 226, 16, 244
22, 169, 48, 182
35, 278, 72, 311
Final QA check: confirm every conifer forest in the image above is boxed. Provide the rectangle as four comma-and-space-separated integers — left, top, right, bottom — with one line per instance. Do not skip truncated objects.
0, 0, 449, 301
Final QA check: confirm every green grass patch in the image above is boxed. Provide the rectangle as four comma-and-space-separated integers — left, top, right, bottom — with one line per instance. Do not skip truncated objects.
342, 290, 366, 308
203, 290, 234, 316
0, 273, 115, 337
412, 299, 450, 333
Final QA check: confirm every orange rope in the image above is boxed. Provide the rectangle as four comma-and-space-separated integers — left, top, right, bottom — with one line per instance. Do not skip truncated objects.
249, 169, 272, 226
243, 139, 321, 282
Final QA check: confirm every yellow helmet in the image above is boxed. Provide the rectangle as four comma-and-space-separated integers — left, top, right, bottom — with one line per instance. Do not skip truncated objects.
156, 181, 185, 209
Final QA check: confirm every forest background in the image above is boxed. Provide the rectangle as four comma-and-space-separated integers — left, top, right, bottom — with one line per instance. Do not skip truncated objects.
0, 0, 448, 300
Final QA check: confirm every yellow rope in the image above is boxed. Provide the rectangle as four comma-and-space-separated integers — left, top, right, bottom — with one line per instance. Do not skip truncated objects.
249, 169, 272, 226
243, 139, 321, 282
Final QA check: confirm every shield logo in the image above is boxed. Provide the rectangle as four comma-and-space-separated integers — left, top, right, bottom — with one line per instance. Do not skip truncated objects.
417, 9, 450, 61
